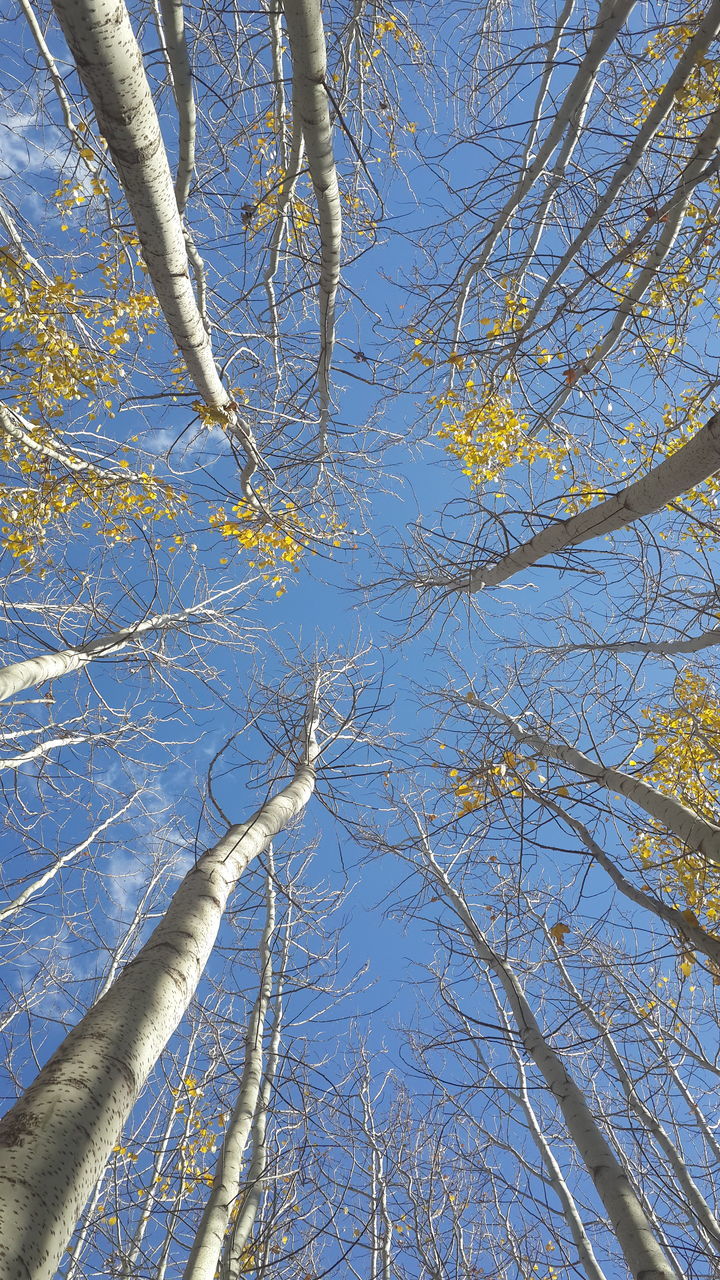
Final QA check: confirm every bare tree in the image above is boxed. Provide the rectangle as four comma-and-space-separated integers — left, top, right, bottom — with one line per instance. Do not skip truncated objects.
0, 680, 321, 1280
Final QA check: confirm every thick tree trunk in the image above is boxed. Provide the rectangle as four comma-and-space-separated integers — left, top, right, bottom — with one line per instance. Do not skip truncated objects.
478, 700, 720, 865
534, 793, 720, 966
551, 946, 720, 1248
0, 706, 318, 1280
51, 0, 226, 407
282, 0, 341, 459
444, 411, 720, 593
482, 994, 609, 1280
0, 601, 220, 703
424, 847, 679, 1280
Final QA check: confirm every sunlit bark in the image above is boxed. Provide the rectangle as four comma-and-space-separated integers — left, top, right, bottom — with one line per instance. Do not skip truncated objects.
182, 860, 277, 1280
282, 0, 341, 462
422, 844, 679, 1280
428, 410, 720, 593
477, 699, 720, 866
0, 698, 319, 1280
51, 0, 225, 406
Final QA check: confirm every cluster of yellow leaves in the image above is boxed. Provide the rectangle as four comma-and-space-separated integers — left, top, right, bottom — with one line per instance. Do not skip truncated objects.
448, 750, 539, 815
0, 426, 182, 569
242, 112, 313, 239
632, 667, 720, 925
478, 292, 531, 338
153, 1075, 229, 1199
371, 11, 422, 56
646, 245, 715, 312
0, 255, 157, 419
637, 9, 720, 138
555, 390, 720, 529
435, 388, 567, 487
559, 482, 609, 517
54, 173, 109, 212
97, 1076, 229, 1223
210, 495, 344, 594
342, 187, 376, 238
251, 163, 314, 239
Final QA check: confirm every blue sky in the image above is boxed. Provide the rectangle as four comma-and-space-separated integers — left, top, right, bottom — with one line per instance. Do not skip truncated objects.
3, 0, 720, 1276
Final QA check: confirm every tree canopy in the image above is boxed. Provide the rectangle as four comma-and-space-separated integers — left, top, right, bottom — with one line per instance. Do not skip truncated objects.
2, 1, 720, 1278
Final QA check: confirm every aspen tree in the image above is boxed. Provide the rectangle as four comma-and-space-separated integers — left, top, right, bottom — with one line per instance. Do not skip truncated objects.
0, 592, 238, 703
421, 410, 720, 595
182, 856, 280, 1280
543, 926, 720, 1250
49, 0, 225, 408
282, 0, 341, 463
420, 843, 679, 1280
0, 688, 320, 1280
473, 698, 720, 867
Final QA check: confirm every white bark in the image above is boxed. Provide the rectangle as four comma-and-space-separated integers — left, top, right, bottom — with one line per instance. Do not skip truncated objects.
361, 1070, 392, 1280
0, 795, 137, 924
516, 0, 720, 337
423, 848, 679, 1280
550, 945, 720, 1249
156, 0, 195, 218
517, 0, 575, 190
182, 860, 277, 1280
483, 991, 609, 1280
441, 410, 720, 593
569, 628, 720, 656
0, 596, 228, 703
477, 699, 720, 867
451, 0, 637, 351
282, 0, 342, 461
264, 113, 306, 378
533, 792, 720, 967
50, 0, 226, 408
0, 403, 147, 484
539, 102, 720, 423
65, 922, 196, 1280
154, 0, 209, 328
0, 731, 90, 771
221, 906, 290, 1276
0, 723, 132, 771
0, 702, 319, 1280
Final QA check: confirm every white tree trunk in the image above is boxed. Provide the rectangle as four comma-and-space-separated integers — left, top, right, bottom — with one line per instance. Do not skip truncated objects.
157, 0, 196, 217
282, 0, 341, 460
423, 846, 679, 1280
481, 991, 609, 1280
448, 411, 720, 593
221, 909, 290, 1275
550, 944, 720, 1249
0, 704, 319, 1280
0, 598, 225, 703
534, 791, 720, 967
516, 0, 720, 340
50, 0, 226, 408
477, 700, 720, 866
571, 627, 720, 656
451, 0, 637, 350
182, 861, 277, 1280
